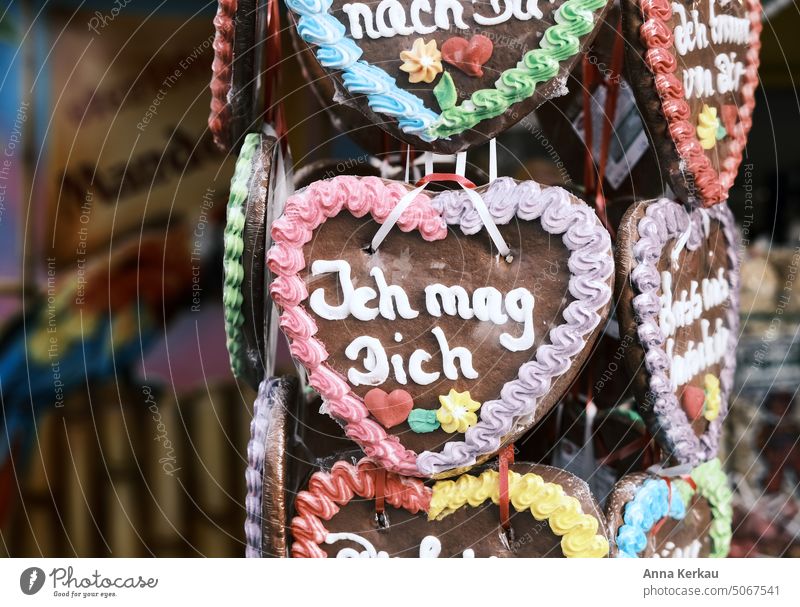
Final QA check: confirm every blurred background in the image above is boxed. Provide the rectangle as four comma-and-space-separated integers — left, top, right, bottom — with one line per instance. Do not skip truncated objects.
0, 0, 798, 557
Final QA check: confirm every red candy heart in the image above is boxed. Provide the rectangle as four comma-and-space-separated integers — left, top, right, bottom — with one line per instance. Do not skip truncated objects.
681, 385, 706, 421
441, 35, 494, 78
364, 388, 414, 429
720, 104, 739, 137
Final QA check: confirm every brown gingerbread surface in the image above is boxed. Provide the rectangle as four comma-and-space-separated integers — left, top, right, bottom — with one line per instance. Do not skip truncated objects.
303, 202, 581, 455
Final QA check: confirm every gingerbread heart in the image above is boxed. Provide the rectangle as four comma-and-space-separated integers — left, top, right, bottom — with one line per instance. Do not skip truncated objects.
621, 0, 762, 206
226, 130, 292, 387
267, 175, 613, 478
605, 459, 732, 557
441, 34, 493, 77
285, 0, 613, 153
615, 199, 739, 465
291, 458, 610, 557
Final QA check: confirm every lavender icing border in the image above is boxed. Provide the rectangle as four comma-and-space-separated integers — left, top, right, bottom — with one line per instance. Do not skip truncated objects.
628, 199, 740, 466
245, 377, 286, 557
416, 177, 614, 475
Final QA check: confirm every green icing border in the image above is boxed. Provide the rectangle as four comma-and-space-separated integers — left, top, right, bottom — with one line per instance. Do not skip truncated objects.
223, 133, 260, 377
682, 458, 734, 558
427, 0, 608, 139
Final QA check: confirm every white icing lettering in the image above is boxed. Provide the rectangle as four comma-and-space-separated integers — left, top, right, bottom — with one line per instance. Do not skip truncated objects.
341, 3, 381, 39
709, 0, 750, 46
500, 287, 535, 351
310, 260, 379, 321
345, 335, 389, 386
715, 52, 745, 95
473, 287, 509, 325
410, 0, 437, 34
672, 3, 708, 56
432, 326, 479, 380
683, 65, 715, 99
370, 267, 420, 320
408, 349, 440, 385
342, 0, 544, 39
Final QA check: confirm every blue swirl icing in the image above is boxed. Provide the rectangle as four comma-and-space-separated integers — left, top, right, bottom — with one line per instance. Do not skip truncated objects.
285, 0, 438, 140
616, 479, 687, 558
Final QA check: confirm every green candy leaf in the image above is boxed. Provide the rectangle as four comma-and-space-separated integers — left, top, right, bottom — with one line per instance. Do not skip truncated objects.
716, 121, 727, 141
408, 409, 440, 433
433, 72, 457, 111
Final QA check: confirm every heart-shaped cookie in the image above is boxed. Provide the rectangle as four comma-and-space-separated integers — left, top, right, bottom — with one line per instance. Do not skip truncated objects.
605, 459, 732, 557
291, 458, 610, 557
615, 199, 739, 465
267, 175, 613, 477
285, 0, 612, 153
621, 0, 762, 206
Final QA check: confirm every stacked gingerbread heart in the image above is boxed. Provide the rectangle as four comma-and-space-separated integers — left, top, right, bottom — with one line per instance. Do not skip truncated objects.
209, 0, 762, 558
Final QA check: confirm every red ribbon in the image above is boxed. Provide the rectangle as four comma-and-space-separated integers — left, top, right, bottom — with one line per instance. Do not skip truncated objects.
415, 173, 477, 189
581, 15, 624, 240
498, 444, 515, 532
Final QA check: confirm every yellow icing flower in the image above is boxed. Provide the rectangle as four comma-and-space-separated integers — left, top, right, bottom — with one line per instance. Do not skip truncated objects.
436, 389, 481, 433
697, 105, 720, 150
399, 38, 442, 84
703, 373, 721, 421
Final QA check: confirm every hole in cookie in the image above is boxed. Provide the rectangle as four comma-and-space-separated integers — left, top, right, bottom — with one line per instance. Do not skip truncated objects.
362, 243, 375, 255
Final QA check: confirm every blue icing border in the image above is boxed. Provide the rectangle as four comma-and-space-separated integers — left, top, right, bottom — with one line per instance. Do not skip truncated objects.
616, 479, 687, 558
287, 0, 439, 140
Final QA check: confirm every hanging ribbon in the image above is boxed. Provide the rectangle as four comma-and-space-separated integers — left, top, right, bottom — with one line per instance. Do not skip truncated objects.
581, 15, 624, 240
498, 444, 516, 534
263, 0, 287, 146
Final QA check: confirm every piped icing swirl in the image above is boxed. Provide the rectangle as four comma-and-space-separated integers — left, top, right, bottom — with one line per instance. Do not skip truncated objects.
223, 133, 260, 377
429, 469, 609, 558
615, 478, 687, 558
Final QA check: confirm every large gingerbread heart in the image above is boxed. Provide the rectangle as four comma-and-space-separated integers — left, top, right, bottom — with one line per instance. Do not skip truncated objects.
615, 199, 739, 465
285, 0, 613, 153
291, 458, 610, 557
621, 0, 762, 206
267, 175, 613, 477
605, 459, 732, 557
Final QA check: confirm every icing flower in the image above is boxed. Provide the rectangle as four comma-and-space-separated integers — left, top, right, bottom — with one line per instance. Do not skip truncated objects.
399, 38, 443, 84
703, 374, 721, 421
697, 105, 721, 150
436, 389, 481, 433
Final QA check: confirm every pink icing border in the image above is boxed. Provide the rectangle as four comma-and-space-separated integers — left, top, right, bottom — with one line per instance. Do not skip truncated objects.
267, 176, 447, 476
639, 0, 762, 207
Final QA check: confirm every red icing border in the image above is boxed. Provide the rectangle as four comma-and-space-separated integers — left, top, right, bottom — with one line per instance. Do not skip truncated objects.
209, 0, 236, 151
639, 0, 761, 206
290, 459, 432, 558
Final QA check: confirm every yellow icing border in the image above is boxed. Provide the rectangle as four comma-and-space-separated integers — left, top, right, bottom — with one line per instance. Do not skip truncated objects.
430, 470, 609, 558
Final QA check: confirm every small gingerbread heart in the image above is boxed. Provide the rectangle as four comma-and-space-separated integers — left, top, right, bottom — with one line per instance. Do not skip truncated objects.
441, 35, 494, 78
364, 388, 414, 429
